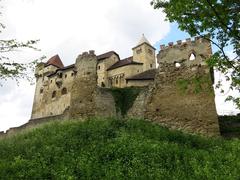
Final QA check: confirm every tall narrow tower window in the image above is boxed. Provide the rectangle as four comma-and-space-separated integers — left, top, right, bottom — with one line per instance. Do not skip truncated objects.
52, 91, 56, 98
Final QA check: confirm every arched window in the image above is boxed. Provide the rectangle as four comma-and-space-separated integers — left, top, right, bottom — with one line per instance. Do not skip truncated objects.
61, 88, 67, 95
189, 52, 196, 61
52, 91, 56, 98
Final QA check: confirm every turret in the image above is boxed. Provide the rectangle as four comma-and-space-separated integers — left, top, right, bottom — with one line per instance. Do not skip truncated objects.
132, 34, 156, 72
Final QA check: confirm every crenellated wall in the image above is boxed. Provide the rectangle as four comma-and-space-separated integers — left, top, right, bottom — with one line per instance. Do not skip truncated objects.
0, 36, 221, 138
158, 36, 212, 67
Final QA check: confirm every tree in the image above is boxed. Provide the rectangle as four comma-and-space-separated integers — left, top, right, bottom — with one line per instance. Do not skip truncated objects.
151, 0, 240, 108
0, 7, 44, 85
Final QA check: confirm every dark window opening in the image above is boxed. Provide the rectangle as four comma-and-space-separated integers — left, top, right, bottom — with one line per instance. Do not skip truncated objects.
52, 91, 56, 98
61, 88, 67, 95
98, 66, 100, 70
136, 48, 142, 54
40, 89, 43, 94
71, 73, 74, 76
101, 82, 105, 87
116, 79, 118, 84
65, 74, 67, 78
150, 64, 153, 68
59, 73, 63, 78
148, 49, 153, 55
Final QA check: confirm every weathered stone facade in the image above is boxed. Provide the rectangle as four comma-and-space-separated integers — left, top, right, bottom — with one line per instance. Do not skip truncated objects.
128, 37, 220, 136
0, 35, 220, 138
69, 51, 116, 119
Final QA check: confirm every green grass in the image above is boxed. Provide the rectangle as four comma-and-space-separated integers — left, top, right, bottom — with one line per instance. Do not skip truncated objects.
0, 118, 240, 179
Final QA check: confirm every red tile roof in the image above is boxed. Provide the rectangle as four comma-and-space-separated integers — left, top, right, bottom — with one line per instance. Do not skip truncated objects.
45, 55, 64, 68
126, 69, 157, 80
97, 51, 119, 61
107, 56, 143, 71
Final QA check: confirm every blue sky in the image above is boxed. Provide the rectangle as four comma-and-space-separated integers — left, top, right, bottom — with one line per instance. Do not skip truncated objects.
154, 23, 189, 50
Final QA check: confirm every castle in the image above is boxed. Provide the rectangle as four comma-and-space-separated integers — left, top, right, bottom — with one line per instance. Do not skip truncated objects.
28, 34, 220, 137
31, 35, 157, 119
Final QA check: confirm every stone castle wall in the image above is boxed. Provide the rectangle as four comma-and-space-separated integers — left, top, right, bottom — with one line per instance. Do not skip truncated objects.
128, 37, 220, 136
69, 51, 116, 119
1, 36, 221, 138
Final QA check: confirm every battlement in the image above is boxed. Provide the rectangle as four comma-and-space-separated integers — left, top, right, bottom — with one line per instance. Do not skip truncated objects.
160, 36, 210, 50
78, 50, 96, 59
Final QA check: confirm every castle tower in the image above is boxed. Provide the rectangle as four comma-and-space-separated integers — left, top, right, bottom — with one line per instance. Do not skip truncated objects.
132, 34, 156, 72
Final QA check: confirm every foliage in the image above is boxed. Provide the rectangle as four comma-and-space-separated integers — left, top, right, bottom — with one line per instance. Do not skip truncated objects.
0, 3, 44, 84
108, 87, 142, 116
151, 0, 240, 108
176, 75, 213, 94
0, 118, 240, 179
218, 115, 240, 136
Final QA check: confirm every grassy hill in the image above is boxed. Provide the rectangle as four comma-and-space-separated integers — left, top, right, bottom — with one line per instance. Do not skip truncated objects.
0, 118, 239, 179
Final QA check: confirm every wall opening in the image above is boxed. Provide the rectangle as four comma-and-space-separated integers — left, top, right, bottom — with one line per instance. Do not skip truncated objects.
61, 88, 67, 95
189, 53, 196, 61
52, 91, 56, 98
175, 62, 181, 68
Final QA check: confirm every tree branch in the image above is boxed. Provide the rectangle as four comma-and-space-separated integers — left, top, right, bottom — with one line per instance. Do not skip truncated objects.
205, 0, 240, 40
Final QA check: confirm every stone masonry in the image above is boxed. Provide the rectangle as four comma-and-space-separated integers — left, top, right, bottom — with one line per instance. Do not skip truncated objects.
128, 37, 220, 136
1, 36, 221, 138
69, 51, 116, 119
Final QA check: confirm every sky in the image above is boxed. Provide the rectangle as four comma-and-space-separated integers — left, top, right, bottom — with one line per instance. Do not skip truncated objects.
0, 0, 239, 132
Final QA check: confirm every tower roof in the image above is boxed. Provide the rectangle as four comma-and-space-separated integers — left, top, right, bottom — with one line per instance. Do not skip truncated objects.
132, 34, 156, 50
137, 34, 151, 46
46, 55, 64, 68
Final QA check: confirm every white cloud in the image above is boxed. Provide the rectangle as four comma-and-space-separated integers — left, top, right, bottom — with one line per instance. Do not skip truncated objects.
0, 0, 170, 131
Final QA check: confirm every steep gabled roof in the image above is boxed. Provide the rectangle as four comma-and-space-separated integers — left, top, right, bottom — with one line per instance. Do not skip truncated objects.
126, 69, 157, 80
137, 34, 151, 46
45, 55, 64, 68
97, 51, 119, 61
47, 64, 75, 77
107, 56, 143, 71
132, 34, 156, 50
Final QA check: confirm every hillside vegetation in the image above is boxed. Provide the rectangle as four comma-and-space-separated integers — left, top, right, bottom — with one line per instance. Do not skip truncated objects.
0, 118, 239, 179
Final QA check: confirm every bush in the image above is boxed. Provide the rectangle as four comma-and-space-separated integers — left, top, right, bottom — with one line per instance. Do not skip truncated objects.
0, 118, 239, 179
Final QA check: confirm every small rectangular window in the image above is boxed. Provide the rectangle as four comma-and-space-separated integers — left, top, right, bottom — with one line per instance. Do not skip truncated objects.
150, 64, 153, 68
65, 74, 67, 78
98, 66, 100, 70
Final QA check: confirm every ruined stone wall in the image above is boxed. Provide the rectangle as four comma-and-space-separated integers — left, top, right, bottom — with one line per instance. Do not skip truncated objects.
158, 37, 212, 66
69, 51, 116, 119
144, 63, 219, 136
127, 37, 220, 136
